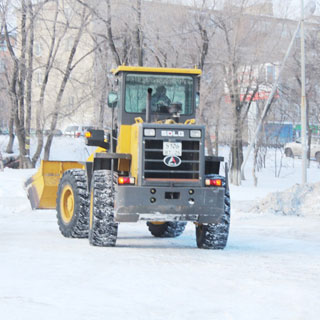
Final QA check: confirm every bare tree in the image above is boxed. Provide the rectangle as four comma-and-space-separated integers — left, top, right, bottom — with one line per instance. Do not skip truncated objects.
1, 0, 50, 167
210, 1, 283, 185
1, 0, 96, 166
2, 0, 33, 167
43, 4, 92, 160
25, 0, 34, 161
32, 0, 69, 166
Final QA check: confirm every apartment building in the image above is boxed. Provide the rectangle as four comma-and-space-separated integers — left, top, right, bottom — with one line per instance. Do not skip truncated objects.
0, 33, 15, 130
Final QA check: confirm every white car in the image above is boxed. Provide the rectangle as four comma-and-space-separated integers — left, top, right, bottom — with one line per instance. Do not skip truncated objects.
64, 125, 79, 137
284, 137, 320, 162
64, 125, 94, 137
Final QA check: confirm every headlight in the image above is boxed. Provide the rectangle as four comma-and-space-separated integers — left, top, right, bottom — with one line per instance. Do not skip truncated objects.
190, 129, 201, 138
144, 128, 156, 137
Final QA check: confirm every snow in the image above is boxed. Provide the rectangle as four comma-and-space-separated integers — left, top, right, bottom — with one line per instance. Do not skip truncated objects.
1, 135, 320, 320
252, 181, 320, 216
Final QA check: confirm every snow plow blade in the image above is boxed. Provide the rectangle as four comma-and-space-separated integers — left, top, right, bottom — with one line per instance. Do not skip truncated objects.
25, 160, 84, 209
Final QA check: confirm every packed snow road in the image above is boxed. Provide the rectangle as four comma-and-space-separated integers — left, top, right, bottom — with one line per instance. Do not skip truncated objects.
1, 169, 320, 320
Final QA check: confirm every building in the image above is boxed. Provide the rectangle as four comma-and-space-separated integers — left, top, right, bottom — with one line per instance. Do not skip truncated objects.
28, 0, 320, 143
0, 33, 15, 130
30, 0, 96, 132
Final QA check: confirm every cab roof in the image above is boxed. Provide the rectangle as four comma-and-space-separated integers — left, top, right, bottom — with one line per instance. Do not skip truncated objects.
111, 65, 202, 75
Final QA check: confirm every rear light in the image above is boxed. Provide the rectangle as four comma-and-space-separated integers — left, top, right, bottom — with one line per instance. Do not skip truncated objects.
118, 177, 135, 185
205, 178, 222, 187
85, 131, 92, 138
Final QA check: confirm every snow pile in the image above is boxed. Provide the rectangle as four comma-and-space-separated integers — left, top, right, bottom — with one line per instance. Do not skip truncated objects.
251, 182, 320, 216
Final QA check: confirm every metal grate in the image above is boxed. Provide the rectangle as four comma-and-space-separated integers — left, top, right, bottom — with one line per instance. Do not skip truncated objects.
144, 139, 200, 180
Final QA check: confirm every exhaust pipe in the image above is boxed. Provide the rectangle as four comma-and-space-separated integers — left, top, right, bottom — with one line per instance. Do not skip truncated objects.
146, 88, 152, 123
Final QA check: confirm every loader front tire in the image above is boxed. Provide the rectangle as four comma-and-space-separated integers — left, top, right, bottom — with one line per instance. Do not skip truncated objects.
147, 221, 187, 238
56, 169, 89, 238
196, 175, 230, 249
89, 170, 118, 247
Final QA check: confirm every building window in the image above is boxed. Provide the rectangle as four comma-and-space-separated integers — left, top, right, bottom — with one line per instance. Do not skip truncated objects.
65, 36, 73, 51
35, 70, 43, 85
266, 65, 275, 83
68, 96, 75, 108
34, 41, 42, 56
0, 59, 5, 72
0, 40, 6, 51
64, 6, 73, 21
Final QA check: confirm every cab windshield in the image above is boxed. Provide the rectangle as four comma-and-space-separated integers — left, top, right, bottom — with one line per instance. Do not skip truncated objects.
125, 73, 194, 115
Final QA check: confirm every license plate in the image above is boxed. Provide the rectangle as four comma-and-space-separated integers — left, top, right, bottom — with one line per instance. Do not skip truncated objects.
163, 142, 182, 156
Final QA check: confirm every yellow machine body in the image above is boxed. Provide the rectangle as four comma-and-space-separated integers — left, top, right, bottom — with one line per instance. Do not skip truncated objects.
116, 123, 140, 180
25, 66, 202, 210
111, 65, 202, 75
25, 146, 107, 210
25, 160, 84, 209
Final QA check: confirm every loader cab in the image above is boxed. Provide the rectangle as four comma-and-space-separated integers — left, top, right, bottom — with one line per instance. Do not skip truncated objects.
110, 66, 201, 126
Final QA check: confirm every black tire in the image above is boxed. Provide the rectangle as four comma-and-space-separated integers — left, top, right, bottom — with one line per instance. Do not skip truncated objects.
285, 148, 294, 158
56, 169, 89, 238
89, 170, 118, 247
147, 221, 187, 238
196, 175, 230, 249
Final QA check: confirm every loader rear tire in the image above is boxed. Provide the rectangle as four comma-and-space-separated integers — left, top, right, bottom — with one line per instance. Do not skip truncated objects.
89, 170, 118, 247
196, 175, 230, 249
147, 221, 187, 238
56, 169, 89, 238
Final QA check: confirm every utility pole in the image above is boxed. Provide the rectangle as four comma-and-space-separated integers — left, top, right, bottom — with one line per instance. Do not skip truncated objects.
241, 22, 301, 178
300, 0, 308, 184
241, 1, 316, 183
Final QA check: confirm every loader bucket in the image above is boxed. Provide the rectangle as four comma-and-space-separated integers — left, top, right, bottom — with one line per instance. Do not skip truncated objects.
25, 160, 84, 209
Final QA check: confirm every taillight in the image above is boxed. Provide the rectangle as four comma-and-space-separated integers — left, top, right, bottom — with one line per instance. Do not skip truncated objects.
118, 177, 135, 185
205, 179, 222, 187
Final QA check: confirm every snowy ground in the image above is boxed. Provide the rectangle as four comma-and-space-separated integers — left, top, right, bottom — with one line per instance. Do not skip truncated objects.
0, 136, 320, 320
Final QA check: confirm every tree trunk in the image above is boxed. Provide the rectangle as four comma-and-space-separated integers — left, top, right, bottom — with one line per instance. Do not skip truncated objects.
214, 124, 219, 156
25, 0, 34, 165
99, 82, 107, 128
213, 96, 223, 156
0, 151, 3, 171
205, 131, 214, 156
32, 1, 60, 166
253, 144, 258, 187
16, 0, 32, 168
230, 107, 242, 186
106, 0, 121, 65
306, 96, 311, 167
32, 132, 44, 167
199, 108, 213, 156
6, 110, 15, 154
135, 0, 143, 66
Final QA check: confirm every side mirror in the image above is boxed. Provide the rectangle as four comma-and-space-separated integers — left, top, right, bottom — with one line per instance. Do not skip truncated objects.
196, 92, 200, 108
108, 92, 118, 108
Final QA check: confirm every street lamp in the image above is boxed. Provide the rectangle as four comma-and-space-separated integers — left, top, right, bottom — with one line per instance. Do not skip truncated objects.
300, 0, 316, 184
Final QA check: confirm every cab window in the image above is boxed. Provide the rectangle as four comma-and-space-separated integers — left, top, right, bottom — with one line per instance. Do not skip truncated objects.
124, 73, 194, 115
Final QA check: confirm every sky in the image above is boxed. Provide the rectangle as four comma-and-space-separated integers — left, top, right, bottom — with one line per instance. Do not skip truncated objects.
274, 0, 319, 19
169, 0, 320, 20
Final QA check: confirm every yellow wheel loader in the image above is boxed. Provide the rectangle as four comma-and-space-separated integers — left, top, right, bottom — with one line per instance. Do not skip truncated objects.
25, 66, 231, 249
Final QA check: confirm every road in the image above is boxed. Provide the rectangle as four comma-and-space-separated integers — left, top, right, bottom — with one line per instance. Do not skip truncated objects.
0, 169, 320, 320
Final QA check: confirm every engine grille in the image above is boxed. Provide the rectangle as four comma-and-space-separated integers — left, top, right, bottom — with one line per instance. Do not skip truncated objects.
143, 139, 200, 180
